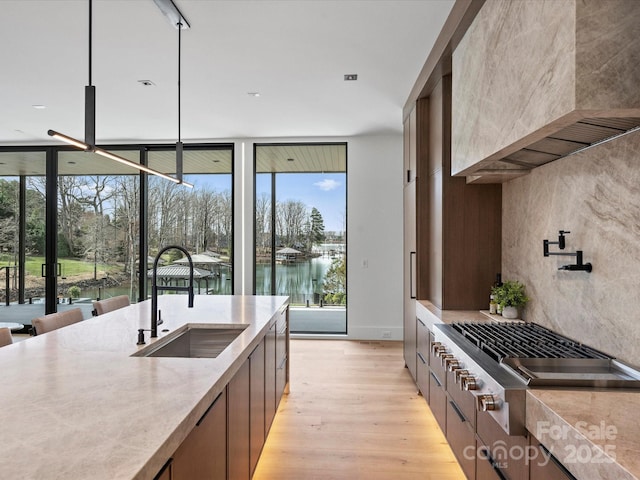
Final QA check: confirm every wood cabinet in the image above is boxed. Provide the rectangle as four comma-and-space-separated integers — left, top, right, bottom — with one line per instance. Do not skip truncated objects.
415, 317, 429, 398
477, 410, 529, 480
275, 306, 288, 406
529, 436, 576, 480
155, 305, 289, 480
428, 332, 447, 432
446, 399, 476, 480
264, 319, 277, 434
403, 177, 417, 381
171, 391, 227, 480
412, 76, 501, 310
250, 340, 266, 476
153, 461, 172, 480
228, 358, 251, 480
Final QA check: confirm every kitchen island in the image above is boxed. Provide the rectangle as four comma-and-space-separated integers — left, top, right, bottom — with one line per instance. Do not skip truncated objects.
0, 294, 289, 480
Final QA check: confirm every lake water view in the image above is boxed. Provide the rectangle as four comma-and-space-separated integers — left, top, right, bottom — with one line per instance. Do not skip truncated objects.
81, 255, 339, 306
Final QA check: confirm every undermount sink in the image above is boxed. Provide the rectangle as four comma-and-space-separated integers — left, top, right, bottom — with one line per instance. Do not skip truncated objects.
133, 324, 248, 358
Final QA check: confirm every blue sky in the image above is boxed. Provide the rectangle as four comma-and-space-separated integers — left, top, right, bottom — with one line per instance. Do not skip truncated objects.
183, 172, 346, 233
258, 173, 346, 233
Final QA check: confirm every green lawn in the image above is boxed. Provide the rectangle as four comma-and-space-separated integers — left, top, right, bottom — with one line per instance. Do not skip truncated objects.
0, 256, 116, 277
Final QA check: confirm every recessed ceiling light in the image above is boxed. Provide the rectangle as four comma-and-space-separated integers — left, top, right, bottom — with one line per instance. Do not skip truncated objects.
248, 92, 261, 97
344, 74, 358, 81
138, 80, 156, 86
32, 104, 46, 109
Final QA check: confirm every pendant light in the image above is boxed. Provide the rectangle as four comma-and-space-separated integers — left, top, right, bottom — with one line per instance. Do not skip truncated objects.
48, 0, 191, 187
176, 18, 184, 184
152, 0, 191, 186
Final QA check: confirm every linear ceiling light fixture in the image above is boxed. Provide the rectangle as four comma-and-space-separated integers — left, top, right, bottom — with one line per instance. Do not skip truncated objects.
47, 130, 187, 184
48, 0, 191, 187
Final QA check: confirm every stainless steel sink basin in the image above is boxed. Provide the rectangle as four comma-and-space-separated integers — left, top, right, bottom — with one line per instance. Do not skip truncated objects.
133, 324, 248, 358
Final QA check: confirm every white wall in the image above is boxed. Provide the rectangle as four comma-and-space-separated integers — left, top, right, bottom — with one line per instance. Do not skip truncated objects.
230, 134, 404, 340
346, 135, 404, 340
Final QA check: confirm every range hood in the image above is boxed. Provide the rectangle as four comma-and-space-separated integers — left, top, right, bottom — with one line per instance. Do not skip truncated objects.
466, 116, 640, 183
451, 0, 640, 184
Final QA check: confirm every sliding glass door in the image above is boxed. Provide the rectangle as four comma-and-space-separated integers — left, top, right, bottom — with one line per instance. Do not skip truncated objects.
0, 151, 47, 325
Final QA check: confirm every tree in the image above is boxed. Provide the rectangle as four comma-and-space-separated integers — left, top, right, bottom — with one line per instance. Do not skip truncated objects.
309, 207, 325, 247
276, 199, 307, 247
255, 192, 271, 254
322, 257, 346, 305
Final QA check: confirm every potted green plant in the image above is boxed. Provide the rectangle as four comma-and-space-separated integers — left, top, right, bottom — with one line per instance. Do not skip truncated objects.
491, 280, 529, 319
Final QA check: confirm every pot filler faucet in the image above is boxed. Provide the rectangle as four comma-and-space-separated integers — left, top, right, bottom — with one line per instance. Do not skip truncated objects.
543, 230, 592, 273
151, 245, 194, 338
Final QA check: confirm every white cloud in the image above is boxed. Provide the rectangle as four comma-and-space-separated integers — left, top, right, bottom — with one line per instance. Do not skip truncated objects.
314, 179, 340, 191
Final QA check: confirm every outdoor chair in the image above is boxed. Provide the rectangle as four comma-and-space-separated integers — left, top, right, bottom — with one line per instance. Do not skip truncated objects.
32, 308, 84, 335
92, 295, 130, 316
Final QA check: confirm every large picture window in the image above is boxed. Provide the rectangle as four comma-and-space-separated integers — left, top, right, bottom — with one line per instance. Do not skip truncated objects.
254, 143, 347, 334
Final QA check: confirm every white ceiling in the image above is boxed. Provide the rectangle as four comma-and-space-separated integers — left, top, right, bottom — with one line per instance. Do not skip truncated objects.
0, 0, 454, 146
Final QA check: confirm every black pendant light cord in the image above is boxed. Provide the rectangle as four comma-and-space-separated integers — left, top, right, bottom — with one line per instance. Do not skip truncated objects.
88, 0, 92, 87
177, 20, 182, 143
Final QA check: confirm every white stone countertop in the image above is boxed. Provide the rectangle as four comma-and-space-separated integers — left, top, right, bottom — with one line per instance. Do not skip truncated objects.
527, 389, 640, 480
0, 294, 289, 480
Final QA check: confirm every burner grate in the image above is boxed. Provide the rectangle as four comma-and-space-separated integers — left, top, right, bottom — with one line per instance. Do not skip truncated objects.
451, 322, 610, 361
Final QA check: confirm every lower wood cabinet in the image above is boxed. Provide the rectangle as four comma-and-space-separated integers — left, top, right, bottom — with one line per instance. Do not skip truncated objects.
250, 340, 266, 476
171, 391, 227, 480
446, 399, 476, 480
155, 306, 289, 480
275, 307, 288, 406
416, 317, 430, 398
228, 358, 251, 480
264, 320, 277, 435
529, 436, 576, 480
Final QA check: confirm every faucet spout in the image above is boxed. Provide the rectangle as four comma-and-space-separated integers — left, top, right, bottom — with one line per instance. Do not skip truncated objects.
151, 245, 195, 337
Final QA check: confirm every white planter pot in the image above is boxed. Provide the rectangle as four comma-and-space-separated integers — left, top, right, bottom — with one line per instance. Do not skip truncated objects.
501, 306, 518, 319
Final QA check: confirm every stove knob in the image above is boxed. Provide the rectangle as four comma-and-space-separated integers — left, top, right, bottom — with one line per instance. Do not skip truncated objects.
431, 342, 443, 355
461, 375, 478, 391
454, 369, 469, 385
445, 358, 460, 371
477, 394, 498, 411
440, 353, 454, 366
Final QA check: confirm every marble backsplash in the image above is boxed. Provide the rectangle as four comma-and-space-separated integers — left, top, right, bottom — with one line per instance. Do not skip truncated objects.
502, 130, 640, 367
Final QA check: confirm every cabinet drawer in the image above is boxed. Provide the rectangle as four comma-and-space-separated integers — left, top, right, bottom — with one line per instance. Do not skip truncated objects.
529, 437, 576, 480
477, 410, 529, 480
429, 337, 447, 387
416, 317, 430, 359
416, 350, 429, 399
446, 399, 476, 480
428, 369, 446, 432
446, 369, 476, 428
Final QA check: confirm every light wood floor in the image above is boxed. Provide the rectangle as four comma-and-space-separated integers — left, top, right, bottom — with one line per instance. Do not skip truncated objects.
253, 339, 465, 480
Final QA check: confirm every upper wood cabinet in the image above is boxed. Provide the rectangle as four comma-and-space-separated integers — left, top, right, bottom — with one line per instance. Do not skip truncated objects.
404, 107, 418, 184
451, 0, 640, 182
405, 76, 501, 310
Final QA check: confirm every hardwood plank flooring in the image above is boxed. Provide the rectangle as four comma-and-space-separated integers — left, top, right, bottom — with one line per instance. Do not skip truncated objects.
253, 339, 465, 480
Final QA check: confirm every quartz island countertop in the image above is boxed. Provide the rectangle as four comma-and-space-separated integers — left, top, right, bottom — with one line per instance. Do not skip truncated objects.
0, 294, 289, 480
